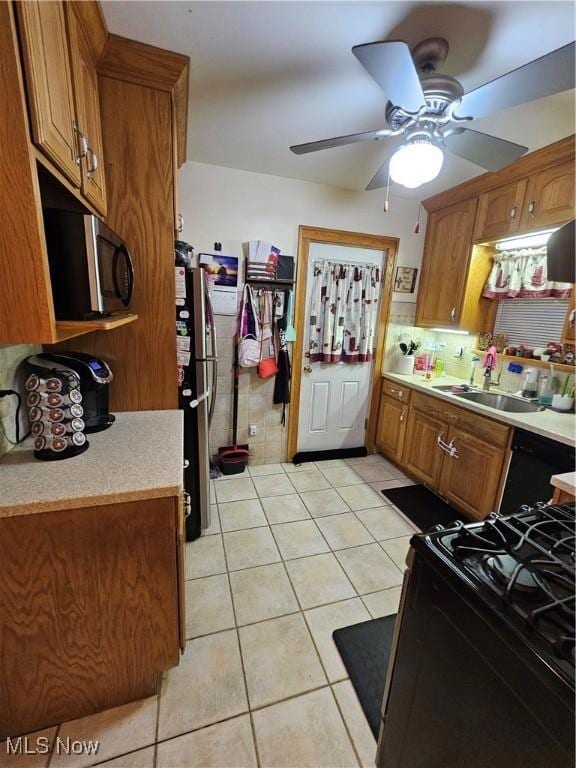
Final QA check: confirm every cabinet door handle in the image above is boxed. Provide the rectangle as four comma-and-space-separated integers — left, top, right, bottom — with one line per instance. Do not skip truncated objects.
72, 120, 87, 165
400, 411, 405, 423
86, 146, 98, 177
450, 306, 456, 322
390, 388, 404, 398
437, 433, 459, 458
528, 200, 536, 219
510, 205, 517, 222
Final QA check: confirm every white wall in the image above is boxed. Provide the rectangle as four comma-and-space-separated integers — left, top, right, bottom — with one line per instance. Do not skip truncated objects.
179, 161, 426, 303
177, 161, 427, 463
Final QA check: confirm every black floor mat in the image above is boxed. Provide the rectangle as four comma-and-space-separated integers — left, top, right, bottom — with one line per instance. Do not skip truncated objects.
292, 446, 367, 464
382, 484, 467, 531
333, 615, 396, 739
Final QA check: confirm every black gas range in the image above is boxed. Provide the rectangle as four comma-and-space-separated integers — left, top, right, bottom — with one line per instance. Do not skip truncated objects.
377, 502, 575, 768
438, 502, 575, 687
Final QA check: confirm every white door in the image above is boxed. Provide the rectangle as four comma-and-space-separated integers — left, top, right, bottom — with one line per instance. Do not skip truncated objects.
297, 243, 385, 453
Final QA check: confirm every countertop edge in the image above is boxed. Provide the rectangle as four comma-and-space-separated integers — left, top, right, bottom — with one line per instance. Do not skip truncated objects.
382, 372, 575, 448
0, 483, 183, 518
550, 472, 576, 495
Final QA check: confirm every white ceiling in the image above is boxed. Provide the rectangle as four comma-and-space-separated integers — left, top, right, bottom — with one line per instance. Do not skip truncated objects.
102, 1, 575, 199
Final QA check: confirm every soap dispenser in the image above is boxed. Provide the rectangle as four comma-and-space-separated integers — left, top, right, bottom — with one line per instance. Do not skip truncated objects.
521, 368, 539, 399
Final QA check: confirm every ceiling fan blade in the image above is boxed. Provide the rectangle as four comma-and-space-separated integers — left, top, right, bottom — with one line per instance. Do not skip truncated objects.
366, 155, 392, 191
290, 130, 388, 155
458, 42, 575, 120
444, 129, 528, 171
352, 41, 426, 113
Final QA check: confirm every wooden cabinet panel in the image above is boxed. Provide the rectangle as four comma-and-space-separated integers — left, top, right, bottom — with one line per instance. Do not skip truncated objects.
376, 395, 408, 462
411, 392, 511, 449
403, 407, 445, 487
439, 427, 508, 520
415, 197, 478, 328
382, 378, 412, 404
66, 5, 107, 214
520, 163, 575, 231
0, 497, 180, 737
473, 179, 527, 242
16, 1, 81, 187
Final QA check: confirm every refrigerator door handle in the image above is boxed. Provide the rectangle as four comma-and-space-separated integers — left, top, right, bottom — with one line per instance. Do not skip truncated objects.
204, 278, 218, 428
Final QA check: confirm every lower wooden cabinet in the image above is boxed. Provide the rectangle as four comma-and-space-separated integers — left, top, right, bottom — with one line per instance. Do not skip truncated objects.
0, 496, 183, 738
375, 394, 408, 462
379, 382, 512, 521
403, 407, 446, 488
438, 426, 508, 520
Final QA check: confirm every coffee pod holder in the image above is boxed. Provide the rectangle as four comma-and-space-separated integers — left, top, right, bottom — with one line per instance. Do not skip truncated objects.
25, 371, 89, 461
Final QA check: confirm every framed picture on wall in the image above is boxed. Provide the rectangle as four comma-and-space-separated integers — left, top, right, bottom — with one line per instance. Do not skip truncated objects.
394, 266, 418, 294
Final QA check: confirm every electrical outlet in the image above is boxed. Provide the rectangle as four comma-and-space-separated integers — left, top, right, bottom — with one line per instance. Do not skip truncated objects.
248, 424, 257, 437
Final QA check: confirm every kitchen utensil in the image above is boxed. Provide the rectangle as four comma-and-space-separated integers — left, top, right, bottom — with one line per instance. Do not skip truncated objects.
284, 290, 296, 343
399, 342, 408, 355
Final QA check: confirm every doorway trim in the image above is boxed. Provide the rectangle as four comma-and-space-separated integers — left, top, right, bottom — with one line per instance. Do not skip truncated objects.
287, 225, 399, 461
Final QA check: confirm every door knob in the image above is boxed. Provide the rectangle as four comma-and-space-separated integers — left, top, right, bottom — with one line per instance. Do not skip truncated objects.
303, 365, 312, 375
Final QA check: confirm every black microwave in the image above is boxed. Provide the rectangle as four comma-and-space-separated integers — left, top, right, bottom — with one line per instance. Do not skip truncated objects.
44, 209, 134, 319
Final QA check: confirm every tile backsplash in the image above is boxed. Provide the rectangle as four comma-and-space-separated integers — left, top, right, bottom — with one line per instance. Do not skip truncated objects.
0, 344, 40, 458
384, 301, 573, 395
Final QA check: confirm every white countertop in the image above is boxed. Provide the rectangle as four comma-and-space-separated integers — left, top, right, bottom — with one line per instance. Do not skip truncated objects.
0, 410, 183, 518
382, 372, 575, 448
550, 472, 575, 495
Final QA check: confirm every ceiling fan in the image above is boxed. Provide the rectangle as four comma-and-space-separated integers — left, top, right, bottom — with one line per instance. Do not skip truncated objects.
290, 38, 575, 190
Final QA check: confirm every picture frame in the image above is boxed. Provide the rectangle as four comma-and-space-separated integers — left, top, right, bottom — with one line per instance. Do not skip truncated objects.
394, 266, 418, 294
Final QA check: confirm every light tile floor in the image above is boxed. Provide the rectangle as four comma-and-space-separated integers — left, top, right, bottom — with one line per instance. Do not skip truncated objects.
8, 456, 418, 768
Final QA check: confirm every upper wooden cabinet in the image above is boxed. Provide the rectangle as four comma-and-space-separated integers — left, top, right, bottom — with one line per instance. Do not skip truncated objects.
473, 179, 527, 242
66, 4, 107, 214
519, 162, 575, 231
16, 1, 81, 187
415, 197, 495, 331
16, 0, 107, 214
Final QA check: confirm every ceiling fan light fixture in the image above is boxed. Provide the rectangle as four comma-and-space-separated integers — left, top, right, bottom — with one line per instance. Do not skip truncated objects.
389, 139, 444, 188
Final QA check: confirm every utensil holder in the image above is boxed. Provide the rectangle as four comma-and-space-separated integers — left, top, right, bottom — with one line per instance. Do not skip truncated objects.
394, 355, 415, 375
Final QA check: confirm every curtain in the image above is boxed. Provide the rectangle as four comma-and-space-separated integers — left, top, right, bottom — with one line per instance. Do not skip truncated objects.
307, 260, 380, 364
483, 247, 572, 299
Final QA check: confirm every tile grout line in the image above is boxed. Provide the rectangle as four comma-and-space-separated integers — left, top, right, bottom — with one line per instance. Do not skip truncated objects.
219, 518, 263, 768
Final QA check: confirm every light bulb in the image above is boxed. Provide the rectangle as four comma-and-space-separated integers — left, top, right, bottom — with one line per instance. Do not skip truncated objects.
389, 140, 444, 189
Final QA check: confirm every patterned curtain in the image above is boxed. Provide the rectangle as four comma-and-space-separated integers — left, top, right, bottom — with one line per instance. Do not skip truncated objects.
307, 260, 381, 364
483, 247, 572, 299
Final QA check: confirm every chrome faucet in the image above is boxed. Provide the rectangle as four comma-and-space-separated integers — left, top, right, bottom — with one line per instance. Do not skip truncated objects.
482, 353, 501, 391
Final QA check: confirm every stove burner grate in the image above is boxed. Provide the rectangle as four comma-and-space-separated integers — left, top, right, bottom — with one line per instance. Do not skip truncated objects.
446, 502, 575, 665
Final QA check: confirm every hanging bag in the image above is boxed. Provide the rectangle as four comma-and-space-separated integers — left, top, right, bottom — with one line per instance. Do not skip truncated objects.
258, 291, 279, 379
238, 285, 261, 368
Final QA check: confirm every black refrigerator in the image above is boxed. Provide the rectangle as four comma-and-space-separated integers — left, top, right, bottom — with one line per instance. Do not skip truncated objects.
175, 252, 217, 541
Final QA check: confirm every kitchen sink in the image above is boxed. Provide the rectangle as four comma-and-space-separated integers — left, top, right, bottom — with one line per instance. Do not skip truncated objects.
432, 384, 472, 392
454, 391, 542, 413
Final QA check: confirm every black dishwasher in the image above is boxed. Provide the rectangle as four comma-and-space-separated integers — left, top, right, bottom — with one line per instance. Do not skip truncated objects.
500, 429, 574, 514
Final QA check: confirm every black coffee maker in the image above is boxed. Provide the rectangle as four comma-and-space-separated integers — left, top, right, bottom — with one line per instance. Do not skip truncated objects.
26, 352, 115, 433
